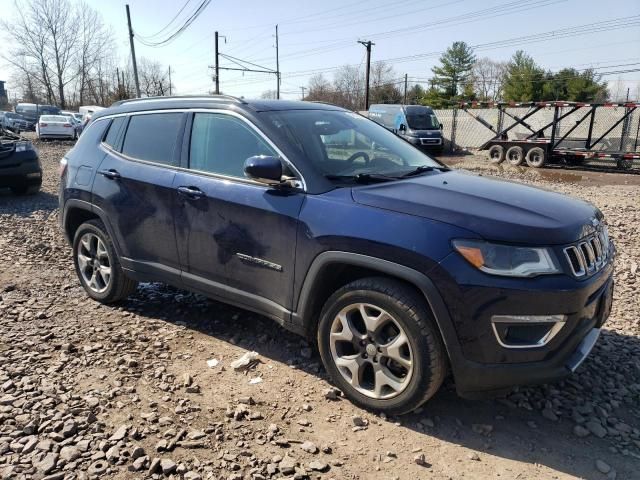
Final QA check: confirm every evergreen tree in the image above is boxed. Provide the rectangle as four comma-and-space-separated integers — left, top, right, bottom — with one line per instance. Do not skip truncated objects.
431, 41, 476, 100
502, 50, 544, 101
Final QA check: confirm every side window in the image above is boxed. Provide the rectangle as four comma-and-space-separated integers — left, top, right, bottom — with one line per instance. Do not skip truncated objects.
189, 113, 277, 178
65, 119, 110, 165
103, 117, 126, 150
121, 113, 182, 165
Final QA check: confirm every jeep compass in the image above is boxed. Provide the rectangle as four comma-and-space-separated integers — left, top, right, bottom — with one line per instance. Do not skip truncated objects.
59, 96, 614, 414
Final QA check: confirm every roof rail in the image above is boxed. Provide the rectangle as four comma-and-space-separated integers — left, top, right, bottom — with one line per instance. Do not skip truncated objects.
111, 94, 247, 107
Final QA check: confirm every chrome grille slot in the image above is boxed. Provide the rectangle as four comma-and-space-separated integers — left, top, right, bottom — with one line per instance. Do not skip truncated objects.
564, 230, 610, 278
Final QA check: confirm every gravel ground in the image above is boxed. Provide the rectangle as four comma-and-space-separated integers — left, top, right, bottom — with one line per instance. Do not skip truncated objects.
0, 140, 639, 480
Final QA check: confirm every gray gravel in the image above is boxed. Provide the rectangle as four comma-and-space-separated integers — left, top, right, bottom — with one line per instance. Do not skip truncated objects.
0, 142, 638, 479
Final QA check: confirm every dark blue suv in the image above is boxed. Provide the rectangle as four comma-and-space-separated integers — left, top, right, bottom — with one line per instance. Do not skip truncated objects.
59, 96, 614, 414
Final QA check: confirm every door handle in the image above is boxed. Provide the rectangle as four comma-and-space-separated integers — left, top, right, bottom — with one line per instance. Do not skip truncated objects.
177, 186, 205, 199
98, 169, 121, 180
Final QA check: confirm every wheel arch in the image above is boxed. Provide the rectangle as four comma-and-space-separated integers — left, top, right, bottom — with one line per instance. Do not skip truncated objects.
62, 200, 123, 257
292, 252, 461, 365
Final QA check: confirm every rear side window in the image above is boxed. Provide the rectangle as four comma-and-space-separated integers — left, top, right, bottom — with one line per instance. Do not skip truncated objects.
189, 113, 276, 177
122, 113, 182, 165
103, 117, 126, 150
66, 119, 110, 164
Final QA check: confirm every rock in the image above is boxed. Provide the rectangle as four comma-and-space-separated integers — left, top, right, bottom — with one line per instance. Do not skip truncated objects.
106, 445, 120, 463
352, 416, 368, 427
280, 455, 297, 475
542, 408, 558, 421
61, 419, 77, 438
109, 424, 128, 441
131, 456, 148, 471
37, 453, 58, 474
471, 424, 493, 436
160, 458, 177, 474
187, 430, 206, 440
573, 425, 591, 438
308, 460, 329, 472
323, 388, 340, 400
414, 453, 429, 467
148, 457, 161, 474
300, 441, 318, 454
184, 472, 202, 480
585, 420, 608, 438
60, 446, 81, 462
468, 452, 481, 461
595, 459, 611, 474
132, 446, 146, 459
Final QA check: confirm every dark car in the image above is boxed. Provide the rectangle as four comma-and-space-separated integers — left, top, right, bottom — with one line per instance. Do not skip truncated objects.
15, 103, 60, 130
1, 112, 30, 133
58, 96, 614, 414
0, 129, 41, 195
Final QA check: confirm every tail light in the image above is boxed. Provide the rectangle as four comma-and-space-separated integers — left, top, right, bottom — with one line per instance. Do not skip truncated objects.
40, 123, 48, 127
59, 158, 68, 177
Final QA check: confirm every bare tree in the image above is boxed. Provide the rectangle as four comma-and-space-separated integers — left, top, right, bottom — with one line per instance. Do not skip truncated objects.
472, 57, 508, 102
260, 90, 278, 99
137, 58, 172, 97
333, 65, 364, 110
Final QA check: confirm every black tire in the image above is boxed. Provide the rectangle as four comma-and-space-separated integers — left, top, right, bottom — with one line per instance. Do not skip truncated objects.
72, 219, 138, 303
317, 277, 447, 415
487, 145, 505, 164
526, 147, 546, 168
506, 146, 524, 166
10, 184, 40, 196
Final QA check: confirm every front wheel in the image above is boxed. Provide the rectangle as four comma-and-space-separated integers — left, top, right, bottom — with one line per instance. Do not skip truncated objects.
73, 219, 138, 303
317, 277, 447, 415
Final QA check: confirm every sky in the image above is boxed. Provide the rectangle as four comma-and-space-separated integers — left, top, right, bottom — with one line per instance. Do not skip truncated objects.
1, 0, 639, 100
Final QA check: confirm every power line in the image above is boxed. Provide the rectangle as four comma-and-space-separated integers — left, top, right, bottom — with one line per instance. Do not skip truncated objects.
135, 0, 213, 47
137, 0, 194, 40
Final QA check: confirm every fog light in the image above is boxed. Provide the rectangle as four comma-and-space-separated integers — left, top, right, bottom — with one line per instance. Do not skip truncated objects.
491, 314, 567, 349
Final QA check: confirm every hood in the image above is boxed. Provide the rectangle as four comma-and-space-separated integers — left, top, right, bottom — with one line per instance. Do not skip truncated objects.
351, 170, 600, 245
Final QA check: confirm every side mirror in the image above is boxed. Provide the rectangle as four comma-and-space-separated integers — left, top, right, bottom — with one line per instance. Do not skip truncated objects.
399, 124, 406, 132
244, 155, 283, 185
439, 123, 443, 130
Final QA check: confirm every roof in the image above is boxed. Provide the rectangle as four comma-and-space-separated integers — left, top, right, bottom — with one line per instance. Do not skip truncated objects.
96, 95, 345, 120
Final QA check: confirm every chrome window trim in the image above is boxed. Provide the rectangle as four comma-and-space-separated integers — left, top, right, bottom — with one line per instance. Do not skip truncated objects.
96, 108, 307, 191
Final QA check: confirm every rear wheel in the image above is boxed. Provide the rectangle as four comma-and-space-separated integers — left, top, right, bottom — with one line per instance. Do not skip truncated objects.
317, 277, 446, 415
526, 147, 546, 168
73, 219, 138, 303
487, 145, 505, 164
506, 146, 524, 166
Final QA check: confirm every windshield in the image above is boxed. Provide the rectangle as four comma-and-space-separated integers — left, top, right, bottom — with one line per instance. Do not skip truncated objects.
406, 113, 440, 130
262, 110, 440, 179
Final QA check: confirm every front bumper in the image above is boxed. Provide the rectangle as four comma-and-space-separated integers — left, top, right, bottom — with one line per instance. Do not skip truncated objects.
429, 250, 614, 396
0, 154, 42, 189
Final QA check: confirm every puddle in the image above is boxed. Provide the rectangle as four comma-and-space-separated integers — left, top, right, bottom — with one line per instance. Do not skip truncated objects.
534, 170, 584, 183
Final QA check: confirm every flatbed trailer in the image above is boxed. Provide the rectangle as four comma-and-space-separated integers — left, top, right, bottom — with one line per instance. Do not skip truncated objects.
461, 101, 640, 170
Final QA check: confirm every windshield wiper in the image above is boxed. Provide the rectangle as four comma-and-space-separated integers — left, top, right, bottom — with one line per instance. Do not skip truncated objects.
399, 165, 448, 178
324, 173, 398, 184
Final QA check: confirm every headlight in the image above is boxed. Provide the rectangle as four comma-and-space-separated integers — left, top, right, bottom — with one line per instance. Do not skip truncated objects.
453, 239, 560, 277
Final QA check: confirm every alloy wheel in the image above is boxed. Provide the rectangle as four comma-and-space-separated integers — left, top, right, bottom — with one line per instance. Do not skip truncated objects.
329, 303, 414, 399
77, 233, 112, 293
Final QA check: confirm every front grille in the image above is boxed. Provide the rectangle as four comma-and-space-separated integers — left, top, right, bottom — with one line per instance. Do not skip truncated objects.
420, 138, 441, 145
564, 229, 610, 278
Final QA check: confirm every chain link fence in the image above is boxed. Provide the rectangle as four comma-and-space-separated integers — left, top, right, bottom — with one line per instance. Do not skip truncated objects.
434, 105, 640, 155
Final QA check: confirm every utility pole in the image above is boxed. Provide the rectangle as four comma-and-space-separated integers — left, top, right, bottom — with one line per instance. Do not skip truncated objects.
358, 40, 374, 110
275, 25, 280, 100
125, 4, 141, 98
300, 86, 306, 100
214, 31, 220, 94
403, 73, 408, 105
168, 66, 172, 95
